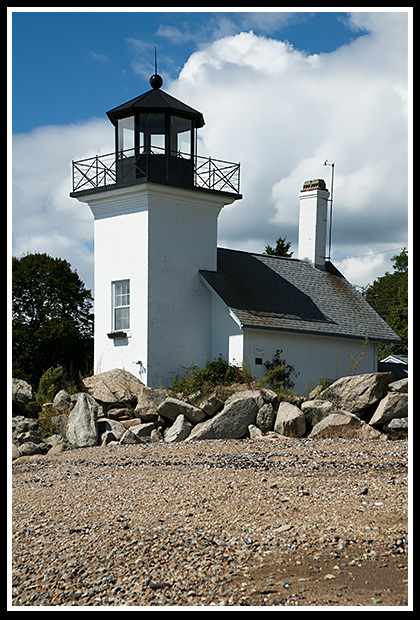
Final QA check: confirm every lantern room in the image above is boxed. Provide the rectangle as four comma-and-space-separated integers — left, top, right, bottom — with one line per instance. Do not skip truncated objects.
106, 73, 205, 189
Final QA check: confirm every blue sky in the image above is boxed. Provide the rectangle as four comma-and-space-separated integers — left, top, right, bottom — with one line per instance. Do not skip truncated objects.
10, 9, 411, 291
12, 10, 369, 133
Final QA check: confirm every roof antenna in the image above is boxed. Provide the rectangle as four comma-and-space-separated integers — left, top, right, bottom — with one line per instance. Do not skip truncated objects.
150, 46, 163, 89
323, 160, 335, 262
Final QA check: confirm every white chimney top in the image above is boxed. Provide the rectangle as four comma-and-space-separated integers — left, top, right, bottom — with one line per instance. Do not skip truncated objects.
298, 179, 330, 269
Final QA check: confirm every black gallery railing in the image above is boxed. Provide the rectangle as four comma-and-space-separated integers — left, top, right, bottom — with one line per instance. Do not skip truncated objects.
71, 147, 240, 195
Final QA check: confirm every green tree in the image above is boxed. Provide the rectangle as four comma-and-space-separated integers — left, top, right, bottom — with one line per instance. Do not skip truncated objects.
363, 248, 408, 356
263, 236, 293, 257
12, 252, 93, 387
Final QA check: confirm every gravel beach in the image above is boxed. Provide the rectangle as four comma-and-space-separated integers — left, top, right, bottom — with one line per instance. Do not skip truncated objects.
11, 437, 409, 608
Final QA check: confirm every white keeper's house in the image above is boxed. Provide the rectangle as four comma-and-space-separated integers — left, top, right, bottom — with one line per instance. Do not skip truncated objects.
70, 73, 400, 394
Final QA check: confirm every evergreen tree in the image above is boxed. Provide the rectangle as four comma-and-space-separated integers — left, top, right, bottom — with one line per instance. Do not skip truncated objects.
263, 236, 293, 258
363, 248, 408, 355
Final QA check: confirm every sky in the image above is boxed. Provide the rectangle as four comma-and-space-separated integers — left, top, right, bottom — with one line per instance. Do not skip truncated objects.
10, 8, 412, 293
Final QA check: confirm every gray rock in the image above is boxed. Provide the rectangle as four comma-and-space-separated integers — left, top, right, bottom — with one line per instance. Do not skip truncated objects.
66, 393, 98, 448
53, 389, 72, 415
15, 430, 43, 445
164, 415, 193, 443
274, 402, 306, 437
199, 394, 224, 416
316, 372, 394, 414
256, 403, 276, 433
224, 389, 264, 409
135, 387, 168, 421
309, 412, 382, 439
97, 418, 125, 442
157, 398, 206, 424
12, 442, 20, 460
100, 430, 117, 446
301, 400, 339, 427
369, 393, 409, 426
388, 378, 408, 393
383, 417, 408, 437
119, 429, 142, 445
18, 441, 45, 456
129, 422, 156, 442
248, 424, 263, 439
260, 388, 279, 408
83, 368, 144, 412
187, 395, 259, 441
12, 378, 37, 416
12, 416, 39, 438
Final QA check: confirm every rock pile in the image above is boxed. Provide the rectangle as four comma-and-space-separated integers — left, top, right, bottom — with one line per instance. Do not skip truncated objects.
11, 369, 408, 461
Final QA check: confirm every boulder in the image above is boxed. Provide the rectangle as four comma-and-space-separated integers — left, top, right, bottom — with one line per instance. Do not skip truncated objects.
157, 398, 206, 424
12, 416, 39, 438
301, 400, 340, 427
119, 428, 142, 445
129, 422, 156, 442
53, 389, 72, 415
83, 368, 144, 412
66, 393, 98, 448
12, 379, 37, 417
256, 403, 276, 433
316, 372, 394, 414
164, 415, 193, 443
18, 441, 47, 456
388, 378, 408, 393
187, 394, 259, 441
199, 394, 224, 416
368, 393, 409, 426
12, 442, 20, 460
97, 418, 125, 442
383, 417, 408, 438
308, 412, 382, 439
135, 387, 168, 422
104, 407, 133, 421
274, 402, 306, 437
260, 388, 279, 408
248, 424, 264, 439
224, 389, 264, 409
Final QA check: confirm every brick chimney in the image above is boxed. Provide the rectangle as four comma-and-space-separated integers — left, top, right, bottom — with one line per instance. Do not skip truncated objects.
298, 179, 330, 269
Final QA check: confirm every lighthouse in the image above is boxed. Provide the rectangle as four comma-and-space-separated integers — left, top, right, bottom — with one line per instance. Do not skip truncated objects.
70, 73, 242, 387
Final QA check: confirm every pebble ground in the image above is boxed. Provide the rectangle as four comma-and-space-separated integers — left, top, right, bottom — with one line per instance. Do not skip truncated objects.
11, 437, 410, 608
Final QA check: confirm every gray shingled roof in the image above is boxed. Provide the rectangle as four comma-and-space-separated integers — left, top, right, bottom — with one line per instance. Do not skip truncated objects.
200, 248, 400, 344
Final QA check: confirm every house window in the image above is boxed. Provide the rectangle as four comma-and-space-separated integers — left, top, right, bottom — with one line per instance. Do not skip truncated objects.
112, 280, 130, 331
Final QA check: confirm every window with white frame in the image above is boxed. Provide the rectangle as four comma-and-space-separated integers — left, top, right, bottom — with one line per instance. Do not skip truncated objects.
112, 280, 130, 331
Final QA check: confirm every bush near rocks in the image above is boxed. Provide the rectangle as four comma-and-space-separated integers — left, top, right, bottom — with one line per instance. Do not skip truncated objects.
11, 370, 409, 460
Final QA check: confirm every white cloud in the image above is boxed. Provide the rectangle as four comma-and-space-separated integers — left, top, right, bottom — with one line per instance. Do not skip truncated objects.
168, 13, 409, 285
12, 119, 113, 290
11, 12, 409, 291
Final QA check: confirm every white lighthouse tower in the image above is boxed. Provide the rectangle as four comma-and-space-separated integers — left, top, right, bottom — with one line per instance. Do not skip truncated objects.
70, 73, 241, 387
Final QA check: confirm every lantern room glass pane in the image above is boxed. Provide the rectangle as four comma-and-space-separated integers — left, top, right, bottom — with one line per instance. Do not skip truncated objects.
139, 113, 166, 154
171, 116, 192, 158
117, 116, 135, 152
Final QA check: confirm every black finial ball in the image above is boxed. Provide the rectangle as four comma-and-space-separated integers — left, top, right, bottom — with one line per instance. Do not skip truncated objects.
150, 74, 163, 89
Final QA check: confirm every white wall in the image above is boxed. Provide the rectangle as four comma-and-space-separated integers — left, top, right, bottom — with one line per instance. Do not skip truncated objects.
146, 187, 224, 386
76, 182, 238, 388
208, 291, 243, 365
90, 193, 149, 382
243, 329, 378, 396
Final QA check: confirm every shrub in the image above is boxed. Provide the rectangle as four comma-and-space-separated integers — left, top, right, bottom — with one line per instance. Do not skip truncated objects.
170, 355, 249, 398
258, 349, 298, 394
35, 366, 85, 404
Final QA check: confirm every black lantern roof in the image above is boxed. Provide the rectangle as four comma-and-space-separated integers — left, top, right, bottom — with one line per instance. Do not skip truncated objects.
106, 74, 205, 128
